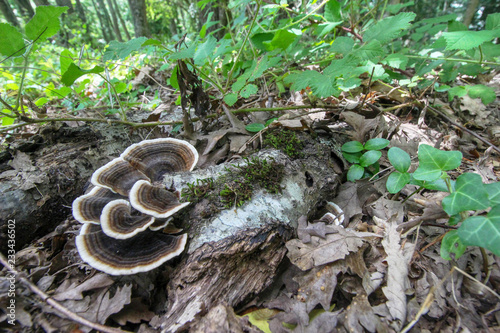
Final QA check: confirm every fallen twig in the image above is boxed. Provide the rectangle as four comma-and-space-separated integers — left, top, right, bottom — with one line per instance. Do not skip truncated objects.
0, 252, 130, 333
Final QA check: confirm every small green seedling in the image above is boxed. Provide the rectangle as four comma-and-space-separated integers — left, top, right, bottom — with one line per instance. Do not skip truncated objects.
245, 117, 278, 133
384, 144, 500, 259
341, 138, 390, 182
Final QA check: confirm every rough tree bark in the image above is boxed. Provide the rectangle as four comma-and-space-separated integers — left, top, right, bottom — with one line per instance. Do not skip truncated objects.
462, 0, 479, 28
127, 0, 151, 37
112, 0, 131, 40
91, 0, 113, 42
0, 0, 19, 27
96, 0, 115, 40
106, 0, 124, 42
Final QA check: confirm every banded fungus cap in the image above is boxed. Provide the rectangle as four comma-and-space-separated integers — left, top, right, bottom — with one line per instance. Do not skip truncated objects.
91, 157, 150, 196
148, 217, 172, 231
76, 223, 187, 275
129, 180, 190, 218
121, 138, 199, 182
100, 199, 155, 239
72, 187, 124, 224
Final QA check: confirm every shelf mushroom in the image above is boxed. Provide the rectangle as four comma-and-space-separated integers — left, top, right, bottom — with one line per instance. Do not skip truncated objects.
72, 138, 199, 275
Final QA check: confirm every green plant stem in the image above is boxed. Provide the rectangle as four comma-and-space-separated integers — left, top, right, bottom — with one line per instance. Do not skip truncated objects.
401, 186, 424, 204
265, 0, 329, 33
405, 55, 499, 66
14, 47, 34, 113
479, 247, 489, 282
97, 73, 127, 121
224, 1, 261, 92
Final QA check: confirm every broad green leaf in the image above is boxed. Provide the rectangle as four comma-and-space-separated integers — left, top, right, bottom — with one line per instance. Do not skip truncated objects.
25, 6, 68, 41
240, 84, 258, 98
1, 115, 15, 126
267, 29, 297, 50
60, 49, 73, 75
354, 40, 384, 61
347, 164, 364, 182
359, 150, 382, 167
448, 214, 462, 226
342, 152, 362, 164
34, 97, 49, 106
442, 30, 500, 51
103, 37, 148, 61
223, 93, 238, 106
341, 141, 364, 153
194, 35, 217, 65
386, 171, 410, 194
468, 84, 496, 105
0, 23, 25, 57
245, 123, 265, 133
309, 74, 337, 97
141, 38, 161, 46
485, 182, 500, 207
168, 43, 196, 61
325, 0, 341, 22
250, 32, 274, 51
442, 173, 489, 215
458, 205, 500, 257
330, 36, 354, 54
249, 54, 281, 81
363, 12, 416, 44
419, 14, 458, 25
383, 53, 408, 69
169, 65, 179, 89
485, 13, 500, 30
61, 63, 104, 86
364, 138, 389, 151
413, 144, 462, 181
440, 230, 467, 260
448, 85, 468, 101
315, 22, 341, 37
388, 147, 411, 173
232, 76, 248, 93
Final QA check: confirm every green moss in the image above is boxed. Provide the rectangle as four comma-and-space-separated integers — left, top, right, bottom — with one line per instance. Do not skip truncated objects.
264, 129, 304, 159
181, 157, 284, 212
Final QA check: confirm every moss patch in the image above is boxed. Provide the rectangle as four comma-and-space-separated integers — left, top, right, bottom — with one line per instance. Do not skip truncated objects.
264, 129, 304, 159
181, 157, 284, 213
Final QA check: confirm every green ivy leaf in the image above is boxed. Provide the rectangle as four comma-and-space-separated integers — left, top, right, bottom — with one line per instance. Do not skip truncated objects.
25, 6, 68, 41
61, 63, 104, 86
341, 141, 364, 153
468, 84, 496, 105
347, 164, 365, 182
485, 182, 500, 207
388, 147, 411, 173
442, 30, 500, 51
359, 150, 382, 167
245, 123, 265, 133
363, 12, 416, 44
442, 173, 489, 216
224, 93, 238, 106
364, 138, 389, 151
103, 37, 148, 61
240, 84, 258, 98
0, 23, 25, 57
458, 205, 500, 257
386, 171, 410, 194
413, 144, 462, 181
440, 230, 467, 260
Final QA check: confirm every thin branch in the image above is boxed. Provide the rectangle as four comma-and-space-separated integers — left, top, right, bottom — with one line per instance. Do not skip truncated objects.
0, 252, 130, 333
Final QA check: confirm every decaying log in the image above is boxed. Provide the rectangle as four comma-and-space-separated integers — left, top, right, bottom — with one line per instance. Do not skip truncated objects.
0, 123, 144, 252
159, 137, 342, 332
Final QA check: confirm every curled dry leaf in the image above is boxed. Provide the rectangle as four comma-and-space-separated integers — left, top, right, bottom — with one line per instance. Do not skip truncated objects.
286, 224, 380, 271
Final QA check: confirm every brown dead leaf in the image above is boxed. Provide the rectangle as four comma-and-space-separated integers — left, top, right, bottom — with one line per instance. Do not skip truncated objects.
111, 297, 155, 325
286, 225, 379, 271
296, 215, 337, 243
368, 197, 405, 223
340, 111, 379, 142
379, 217, 414, 330
307, 309, 343, 333
331, 182, 362, 224
343, 293, 381, 333
53, 273, 114, 301
85, 284, 132, 324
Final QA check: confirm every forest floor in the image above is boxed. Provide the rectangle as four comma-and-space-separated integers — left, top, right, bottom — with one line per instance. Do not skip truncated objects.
1, 70, 500, 333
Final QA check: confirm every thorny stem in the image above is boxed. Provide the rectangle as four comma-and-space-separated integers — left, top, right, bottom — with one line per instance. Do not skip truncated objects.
225, 1, 261, 92
406, 55, 499, 66
0, 252, 130, 333
15, 47, 34, 113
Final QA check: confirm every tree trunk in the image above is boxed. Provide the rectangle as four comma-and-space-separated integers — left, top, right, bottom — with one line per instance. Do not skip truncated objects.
127, 0, 150, 37
112, 0, 131, 40
14, 0, 35, 19
462, 0, 479, 28
96, 0, 116, 40
33, 0, 50, 6
74, 0, 87, 24
91, 0, 113, 42
0, 0, 20, 27
55, 0, 74, 14
106, 0, 123, 42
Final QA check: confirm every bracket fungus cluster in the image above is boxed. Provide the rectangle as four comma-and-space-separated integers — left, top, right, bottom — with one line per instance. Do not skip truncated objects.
72, 138, 198, 275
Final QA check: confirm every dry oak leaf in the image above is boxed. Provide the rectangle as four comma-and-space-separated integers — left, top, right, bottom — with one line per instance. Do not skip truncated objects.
53, 273, 114, 301
286, 225, 380, 271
